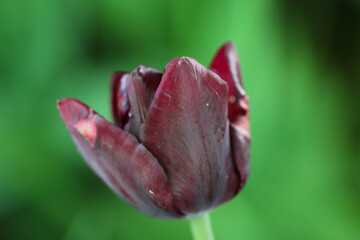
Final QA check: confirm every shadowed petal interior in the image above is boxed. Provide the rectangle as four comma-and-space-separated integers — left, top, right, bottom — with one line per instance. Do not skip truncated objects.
111, 72, 130, 128
126, 66, 162, 138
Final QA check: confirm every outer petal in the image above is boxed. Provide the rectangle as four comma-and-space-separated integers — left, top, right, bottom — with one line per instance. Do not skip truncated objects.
140, 57, 239, 214
230, 123, 250, 190
57, 98, 182, 219
210, 41, 249, 122
111, 72, 130, 128
211, 42, 251, 189
126, 66, 162, 137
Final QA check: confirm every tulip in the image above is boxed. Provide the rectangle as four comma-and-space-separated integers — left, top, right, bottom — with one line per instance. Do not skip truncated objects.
57, 42, 250, 229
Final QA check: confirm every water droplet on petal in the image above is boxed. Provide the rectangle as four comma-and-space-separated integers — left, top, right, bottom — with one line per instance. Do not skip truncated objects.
216, 127, 225, 143
149, 190, 154, 195
206, 102, 210, 107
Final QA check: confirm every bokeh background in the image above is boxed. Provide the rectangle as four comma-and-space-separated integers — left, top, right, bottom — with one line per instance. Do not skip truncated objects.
1, 0, 359, 239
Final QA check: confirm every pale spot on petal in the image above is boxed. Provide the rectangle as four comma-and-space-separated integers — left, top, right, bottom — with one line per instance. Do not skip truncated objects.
74, 117, 97, 147
229, 95, 236, 104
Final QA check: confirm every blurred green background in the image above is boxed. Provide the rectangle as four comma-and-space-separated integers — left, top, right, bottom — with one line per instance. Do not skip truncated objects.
1, 0, 359, 239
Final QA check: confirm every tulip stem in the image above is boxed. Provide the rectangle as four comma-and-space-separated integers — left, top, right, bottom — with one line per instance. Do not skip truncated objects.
189, 212, 214, 240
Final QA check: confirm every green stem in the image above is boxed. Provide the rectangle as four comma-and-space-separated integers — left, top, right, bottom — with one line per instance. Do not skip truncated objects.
189, 212, 214, 240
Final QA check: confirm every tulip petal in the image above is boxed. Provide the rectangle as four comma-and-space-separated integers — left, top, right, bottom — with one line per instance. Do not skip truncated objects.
211, 42, 251, 190
140, 57, 239, 214
111, 72, 130, 128
126, 66, 162, 137
57, 98, 182, 218
210, 41, 249, 123
230, 123, 250, 189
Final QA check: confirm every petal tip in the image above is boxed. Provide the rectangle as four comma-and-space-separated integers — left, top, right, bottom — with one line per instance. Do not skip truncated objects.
57, 98, 93, 127
215, 41, 236, 56
177, 56, 196, 67
179, 56, 190, 62
57, 98, 86, 112
57, 98, 72, 113
166, 57, 193, 69
223, 40, 235, 48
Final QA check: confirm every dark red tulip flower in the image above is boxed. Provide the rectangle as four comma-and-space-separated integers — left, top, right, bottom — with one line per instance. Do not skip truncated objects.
57, 42, 250, 220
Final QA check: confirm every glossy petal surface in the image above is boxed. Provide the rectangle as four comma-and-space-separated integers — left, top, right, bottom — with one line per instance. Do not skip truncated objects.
140, 57, 239, 214
58, 98, 181, 219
